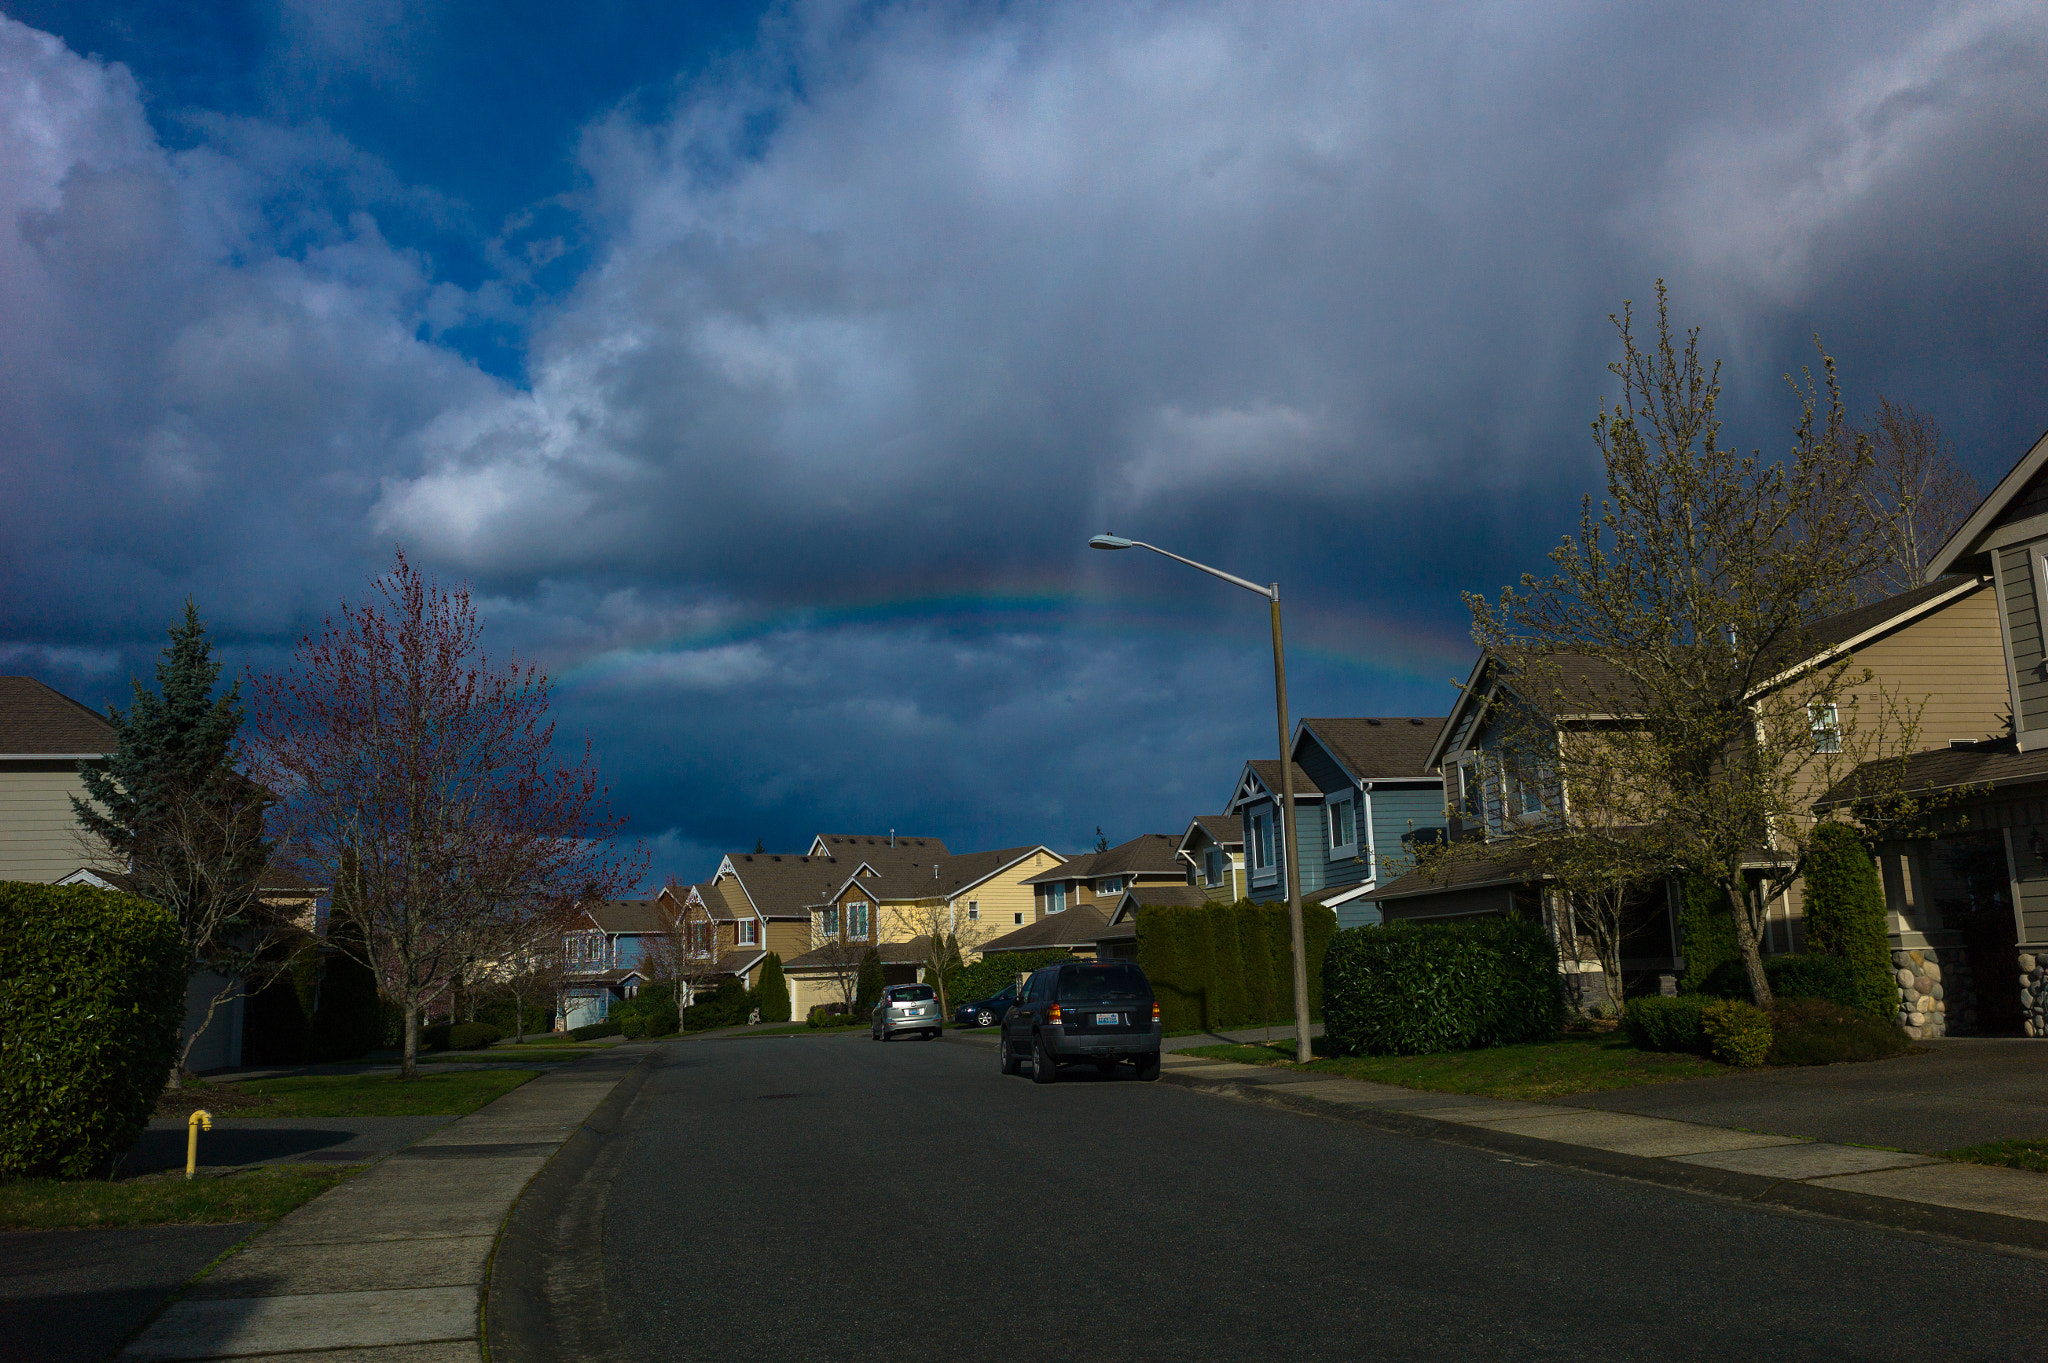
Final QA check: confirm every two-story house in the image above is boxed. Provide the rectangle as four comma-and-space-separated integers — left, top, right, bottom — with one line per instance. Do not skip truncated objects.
1, 676, 115, 882
1227, 718, 1450, 928
1176, 814, 1245, 903
1374, 568, 2007, 1010
1834, 423, 2048, 1037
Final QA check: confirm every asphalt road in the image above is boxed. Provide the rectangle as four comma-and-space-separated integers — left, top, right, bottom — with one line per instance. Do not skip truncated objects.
602, 1034, 2048, 1362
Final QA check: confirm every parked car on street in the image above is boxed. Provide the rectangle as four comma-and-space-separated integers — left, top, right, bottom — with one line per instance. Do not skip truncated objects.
871, 984, 942, 1041
953, 984, 1016, 1028
999, 961, 1161, 1083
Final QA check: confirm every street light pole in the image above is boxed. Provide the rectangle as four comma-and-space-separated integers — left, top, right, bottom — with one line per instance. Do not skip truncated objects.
1090, 535, 1315, 1063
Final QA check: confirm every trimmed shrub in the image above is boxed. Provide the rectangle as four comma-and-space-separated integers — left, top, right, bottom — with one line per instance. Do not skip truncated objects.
1206, 902, 1248, 1026
474, 997, 551, 1042
1321, 915, 1564, 1056
1136, 905, 1192, 1031
854, 949, 883, 1015
311, 940, 384, 1061
1623, 995, 1707, 1053
1262, 903, 1295, 1020
570, 1020, 622, 1041
421, 1021, 453, 1052
1699, 953, 1862, 1010
1, 883, 187, 1179
1701, 999, 1773, 1067
1175, 907, 1217, 1027
1677, 875, 1738, 994
684, 977, 757, 1031
617, 1009, 648, 1038
757, 952, 791, 1024
1765, 998, 1914, 1067
447, 1021, 500, 1050
1302, 901, 1337, 1022
1237, 902, 1277, 1031
1803, 824, 1897, 1019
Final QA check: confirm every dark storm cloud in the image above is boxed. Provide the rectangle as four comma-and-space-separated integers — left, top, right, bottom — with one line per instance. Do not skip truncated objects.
3, 2, 2045, 873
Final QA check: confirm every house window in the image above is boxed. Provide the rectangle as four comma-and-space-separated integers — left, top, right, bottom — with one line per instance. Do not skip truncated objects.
1014, 912, 1025, 924
736, 919, 758, 946
821, 906, 839, 937
967, 900, 979, 920
1810, 703, 1841, 754
1459, 760, 1482, 820
1252, 810, 1274, 871
847, 901, 871, 937
1204, 848, 1223, 886
1046, 883, 1066, 914
1328, 797, 1356, 854
1098, 878, 1123, 897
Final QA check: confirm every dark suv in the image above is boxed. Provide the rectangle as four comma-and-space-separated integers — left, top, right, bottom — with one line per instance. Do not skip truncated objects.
999, 961, 1161, 1083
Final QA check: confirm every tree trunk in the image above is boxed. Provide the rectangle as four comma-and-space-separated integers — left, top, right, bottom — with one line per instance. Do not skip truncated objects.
510, 981, 526, 1044
402, 1004, 419, 1078
1726, 878, 1774, 1006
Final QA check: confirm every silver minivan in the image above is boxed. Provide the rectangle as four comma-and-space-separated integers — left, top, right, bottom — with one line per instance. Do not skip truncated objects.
871, 984, 941, 1041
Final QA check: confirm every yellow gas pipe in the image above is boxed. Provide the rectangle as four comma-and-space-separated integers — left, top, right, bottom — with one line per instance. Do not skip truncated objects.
186, 1109, 211, 1179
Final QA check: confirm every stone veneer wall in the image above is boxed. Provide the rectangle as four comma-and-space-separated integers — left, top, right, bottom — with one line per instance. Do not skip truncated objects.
2021, 953, 2048, 1037
1893, 947, 1977, 1039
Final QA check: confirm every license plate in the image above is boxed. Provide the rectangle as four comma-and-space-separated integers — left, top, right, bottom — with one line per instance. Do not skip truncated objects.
1095, 1012, 1119, 1026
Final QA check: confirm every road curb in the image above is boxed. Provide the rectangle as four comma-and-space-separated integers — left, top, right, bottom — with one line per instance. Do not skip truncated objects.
1160, 1071, 2048, 1257
485, 1051, 659, 1363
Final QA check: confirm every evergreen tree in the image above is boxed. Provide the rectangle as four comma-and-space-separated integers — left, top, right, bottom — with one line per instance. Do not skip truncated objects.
756, 951, 792, 1023
74, 602, 275, 1082
854, 947, 884, 1013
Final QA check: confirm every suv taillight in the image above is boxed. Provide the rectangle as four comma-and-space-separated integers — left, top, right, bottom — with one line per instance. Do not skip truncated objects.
1047, 1003, 1062, 1025
1151, 1001, 1160, 1024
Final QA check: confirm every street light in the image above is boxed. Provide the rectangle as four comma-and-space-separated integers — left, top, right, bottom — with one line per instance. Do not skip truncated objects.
1089, 533, 1314, 1063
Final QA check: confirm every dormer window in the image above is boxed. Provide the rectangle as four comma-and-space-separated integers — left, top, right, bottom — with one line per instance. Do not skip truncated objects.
1810, 703, 1841, 754
847, 901, 871, 938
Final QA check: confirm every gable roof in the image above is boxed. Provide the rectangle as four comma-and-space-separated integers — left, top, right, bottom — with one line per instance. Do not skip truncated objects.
582, 900, 670, 935
1298, 717, 1447, 782
1107, 883, 1211, 924
1178, 814, 1241, 860
808, 833, 951, 859
1229, 761, 1323, 813
0, 677, 117, 756
1927, 423, 2048, 578
1021, 834, 1181, 885
714, 853, 855, 918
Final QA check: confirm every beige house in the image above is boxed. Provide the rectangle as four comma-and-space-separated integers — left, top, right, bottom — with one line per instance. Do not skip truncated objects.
1177, 814, 1246, 903
1, 676, 115, 882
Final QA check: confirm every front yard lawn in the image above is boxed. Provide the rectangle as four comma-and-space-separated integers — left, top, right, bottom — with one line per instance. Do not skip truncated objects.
160, 1069, 542, 1119
0, 1165, 357, 1230
1181, 1033, 1730, 1102
1943, 1139, 2048, 1173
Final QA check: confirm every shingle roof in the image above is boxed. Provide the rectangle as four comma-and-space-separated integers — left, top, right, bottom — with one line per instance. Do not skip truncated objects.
1186, 814, 1241, 847
1021, 834, 1181, 885
1822, 738, 2048, 807
584, 900, 671, 934
1107, 884, 1210, 924
1368, 842, 1543, 901
718, 854, 860, 917
1806, 575, 1983, 653
811, 833, 951, 858
0, 677, 116, 755
1247, 760, 1323, 798
1300, 717, 1448, 780
976, 904, 1110, 954
782, 934, 937, 971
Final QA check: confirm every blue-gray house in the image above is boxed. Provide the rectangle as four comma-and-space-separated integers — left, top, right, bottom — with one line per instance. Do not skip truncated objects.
1228, 716, 1450, 929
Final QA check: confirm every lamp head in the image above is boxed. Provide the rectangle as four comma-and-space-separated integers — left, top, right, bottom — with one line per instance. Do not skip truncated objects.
1089, 534, 1135, 551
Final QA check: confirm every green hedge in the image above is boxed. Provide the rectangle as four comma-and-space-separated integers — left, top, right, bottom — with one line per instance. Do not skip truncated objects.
1765, 998, 1912, 1066
1677, 875, 1738, 994
1322, 915, 1563, 1056
1802, 824, 1897, 1018
1698, 953, 1862, 1010
570, 1020, 621, 1041
1137, 900, 1336, 1032
1624, 996, 1707, 1052
1, 883, 188, 1179
1626, 995, 1777, 1067
447, 1021, 501, 1050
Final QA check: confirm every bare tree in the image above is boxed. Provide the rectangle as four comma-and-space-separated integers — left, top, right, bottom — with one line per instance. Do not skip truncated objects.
255, 552, 643, 1076
640, 884, 726, 1031
806, 908, 867, 1015
1851, 397, 1981, 601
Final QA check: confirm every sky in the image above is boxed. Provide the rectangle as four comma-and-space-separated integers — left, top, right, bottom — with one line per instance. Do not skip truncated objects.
2, 0, 2045, 886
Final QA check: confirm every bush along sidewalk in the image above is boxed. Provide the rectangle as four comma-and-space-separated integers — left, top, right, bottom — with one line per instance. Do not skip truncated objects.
1626, 995, 1911, 1068
1320, 916, 1563, 1057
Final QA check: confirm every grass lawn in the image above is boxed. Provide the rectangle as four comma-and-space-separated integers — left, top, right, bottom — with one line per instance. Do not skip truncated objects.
0, 1165, 357, 1230
179, 1069, 544, 1118
1944, 1139, 2048, 1173
1180, 1033, 1730, 1102
421, 1049, 589, 1062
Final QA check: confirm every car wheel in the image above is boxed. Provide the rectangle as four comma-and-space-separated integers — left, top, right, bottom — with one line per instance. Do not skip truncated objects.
1135, 1052, 1161, 1082
976, 1008, 995, 1027
1032, 1033, 1058, 1084
1000, 1038, 1021, 1076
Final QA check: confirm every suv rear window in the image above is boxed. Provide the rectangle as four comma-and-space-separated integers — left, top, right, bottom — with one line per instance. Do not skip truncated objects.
1058, 963, 1149, 1002
889, 985, 935, 1001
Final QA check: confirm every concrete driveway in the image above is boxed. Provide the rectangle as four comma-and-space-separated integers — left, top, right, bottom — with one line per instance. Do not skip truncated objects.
1567, 1037, 2048, 1152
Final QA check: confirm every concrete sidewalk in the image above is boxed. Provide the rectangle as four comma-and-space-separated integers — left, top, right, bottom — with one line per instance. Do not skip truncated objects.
119, 1045, 654, 1362
1158, 1052, 2048, 1250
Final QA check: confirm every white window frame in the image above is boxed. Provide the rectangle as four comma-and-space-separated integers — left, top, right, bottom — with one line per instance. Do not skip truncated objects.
1327, 795, 1358, 859
736, 919, 758, 946
967, 899, 979, 921
1098, 877, 1123, 897
1046, 882, 1067, 914
820, 906, 839, 938
847, 901, 871, 937
1204, 847, 1223, 887
1809, 702, 1842, 754
1251, 809, 1274, 872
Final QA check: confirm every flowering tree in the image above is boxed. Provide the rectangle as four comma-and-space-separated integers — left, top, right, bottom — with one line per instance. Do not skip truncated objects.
256, 552, 642, 1076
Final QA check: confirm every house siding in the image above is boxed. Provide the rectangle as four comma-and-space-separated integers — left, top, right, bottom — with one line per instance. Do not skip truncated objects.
1997, 544, 2048, 737
0, 761, 106, 883
969, 849, 1060, 935
1369, 785, 1450, 884
1297, 741, 1369, 897
765, 918, 809, 960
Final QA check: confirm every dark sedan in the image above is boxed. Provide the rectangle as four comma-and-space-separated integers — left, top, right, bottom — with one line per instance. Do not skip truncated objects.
953, 985, 1016, 1028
